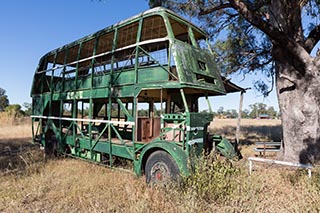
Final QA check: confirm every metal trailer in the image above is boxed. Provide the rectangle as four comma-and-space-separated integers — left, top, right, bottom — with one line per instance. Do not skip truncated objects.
30, 7, 242, 183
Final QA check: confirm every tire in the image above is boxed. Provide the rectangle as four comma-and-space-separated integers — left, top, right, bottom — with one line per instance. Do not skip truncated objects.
145, 150, 180, 184
45, 135, 58, 158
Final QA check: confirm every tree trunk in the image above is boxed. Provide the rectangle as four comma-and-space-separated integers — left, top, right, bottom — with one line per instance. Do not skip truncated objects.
268, 1, 320, 164
275, 56, 320, 163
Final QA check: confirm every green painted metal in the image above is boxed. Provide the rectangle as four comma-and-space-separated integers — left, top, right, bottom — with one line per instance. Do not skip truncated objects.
30, 7, 239, 179
134, 141, 189, 177
212, 135, 238, 159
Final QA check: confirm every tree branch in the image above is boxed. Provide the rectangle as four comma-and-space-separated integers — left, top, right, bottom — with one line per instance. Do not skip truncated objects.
199, 3, 232, 15
226, 50, 272, 75
229, 0, 312, 74
304, 24, 320, 53
198, 0, 312, 74
247, 0, 270, 12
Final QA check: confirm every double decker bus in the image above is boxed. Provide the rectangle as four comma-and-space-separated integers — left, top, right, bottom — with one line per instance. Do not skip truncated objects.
31, 7, 241, 182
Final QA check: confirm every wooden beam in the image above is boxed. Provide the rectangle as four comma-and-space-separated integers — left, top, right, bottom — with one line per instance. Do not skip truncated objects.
235, 91, 244, 145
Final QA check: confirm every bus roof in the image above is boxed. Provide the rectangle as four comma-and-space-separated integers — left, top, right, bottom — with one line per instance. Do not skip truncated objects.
42, 7, 207, 58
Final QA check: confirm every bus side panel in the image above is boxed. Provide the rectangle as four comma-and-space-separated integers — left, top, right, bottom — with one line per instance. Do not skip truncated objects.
138, 67, 169, 83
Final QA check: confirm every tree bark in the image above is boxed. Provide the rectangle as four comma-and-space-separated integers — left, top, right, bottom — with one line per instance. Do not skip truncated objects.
275, 56, 320, 163
267, 1, 320, 163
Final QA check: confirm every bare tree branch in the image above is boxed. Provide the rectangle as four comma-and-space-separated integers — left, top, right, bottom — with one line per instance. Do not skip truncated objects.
228, 0, 312, 74
304, 24, 320, 53
247, 0, 270, 12
199, 3, 232, 15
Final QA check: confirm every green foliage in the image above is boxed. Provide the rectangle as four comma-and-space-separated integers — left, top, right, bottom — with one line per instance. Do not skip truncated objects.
215, 102, 278, 119
148, 0, 162, 8
241, 109, 250, 118
267, 106, 278, 118
138, 109, 149, 117
0, 87, 9, 111
249, 102, 267, 118
5, 104, 24, 117
285, 169, 308, 186
180, 155, 241, 203
248, 102, 278, 118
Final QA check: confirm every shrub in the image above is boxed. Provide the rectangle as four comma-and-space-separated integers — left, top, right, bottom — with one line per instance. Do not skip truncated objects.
180, 154, 241, 203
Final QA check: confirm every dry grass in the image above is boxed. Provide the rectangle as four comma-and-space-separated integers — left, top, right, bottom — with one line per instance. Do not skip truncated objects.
210, 118, 282, 143
1, 117, 320, 212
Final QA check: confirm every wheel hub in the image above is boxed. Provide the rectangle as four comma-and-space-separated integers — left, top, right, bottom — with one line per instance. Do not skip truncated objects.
151, 161, 169, 182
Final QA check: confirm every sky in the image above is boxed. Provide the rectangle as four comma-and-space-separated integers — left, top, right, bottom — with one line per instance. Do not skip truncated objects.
0, 0, 279, 112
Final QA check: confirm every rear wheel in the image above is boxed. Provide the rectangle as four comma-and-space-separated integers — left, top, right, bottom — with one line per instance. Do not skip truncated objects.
44, 130, 58, 158
145, 150, 180, 183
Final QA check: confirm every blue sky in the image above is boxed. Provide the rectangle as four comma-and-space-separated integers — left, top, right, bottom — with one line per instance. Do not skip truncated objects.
0, 0, 279, 111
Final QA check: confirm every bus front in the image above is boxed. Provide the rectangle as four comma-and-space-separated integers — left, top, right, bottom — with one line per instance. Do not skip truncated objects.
164, 11, 238, 158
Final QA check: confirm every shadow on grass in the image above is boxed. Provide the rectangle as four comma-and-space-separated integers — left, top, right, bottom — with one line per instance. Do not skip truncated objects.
212, 125, 283, 145
0, 138, 43, 174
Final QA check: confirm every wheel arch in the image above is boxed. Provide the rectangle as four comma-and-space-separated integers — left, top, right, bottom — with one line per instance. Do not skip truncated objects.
135, 142, 189, 177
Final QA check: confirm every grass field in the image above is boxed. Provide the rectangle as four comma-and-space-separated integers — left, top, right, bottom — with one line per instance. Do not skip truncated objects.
1, 117, 320, 212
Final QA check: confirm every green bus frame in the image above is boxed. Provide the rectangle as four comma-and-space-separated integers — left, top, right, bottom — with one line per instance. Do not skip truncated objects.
31, 7, 238, 181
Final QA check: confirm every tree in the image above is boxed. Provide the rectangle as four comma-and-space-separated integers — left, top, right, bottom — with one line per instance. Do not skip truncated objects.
267, 106, 278, 119
217, 106, 224, 116
148, 0, 320, 163
241, 109, 250, 118
249, 102, 267, 118
22, 102, 32, 116
0, 87, 9, 111
5, 104, 23, 117
226, 109, 238, 118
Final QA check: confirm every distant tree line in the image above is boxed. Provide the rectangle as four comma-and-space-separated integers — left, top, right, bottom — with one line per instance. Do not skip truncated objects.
212, 102, 278, 119
0, 87, 32, 117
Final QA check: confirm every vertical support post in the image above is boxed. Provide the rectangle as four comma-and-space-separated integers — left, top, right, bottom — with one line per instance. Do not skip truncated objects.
133, 95, 138, 159
91, 36, 99, 89
249, 159, 252, 175
59, 100, 63, 151
31, 117, 35, 144
149, 99, 154, 138
135, 19, 143, 84
205, 94, 213, 113
89, 98, 93, 149
160, 88, 163, 115
72, 99, 77, 153
49, 52, 58, 117
236, 91, 244, 145
166, 93, 171, 114
180, 89, 189, 113
62, 48, 69, 92
75, 43, 83, 89
308, 168, 312, 178
108, 29, 117, 167
108, 95, 112, 167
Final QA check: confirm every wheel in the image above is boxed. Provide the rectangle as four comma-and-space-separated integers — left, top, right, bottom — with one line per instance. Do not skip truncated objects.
44, 130, 58, 158
145, 150, 180, 184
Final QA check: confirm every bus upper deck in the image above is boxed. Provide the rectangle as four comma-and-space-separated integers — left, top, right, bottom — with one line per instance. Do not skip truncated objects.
31, 7, 225, 101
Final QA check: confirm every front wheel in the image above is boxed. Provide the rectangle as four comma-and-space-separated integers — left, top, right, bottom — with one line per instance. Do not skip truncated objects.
145, 150, 180, 184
